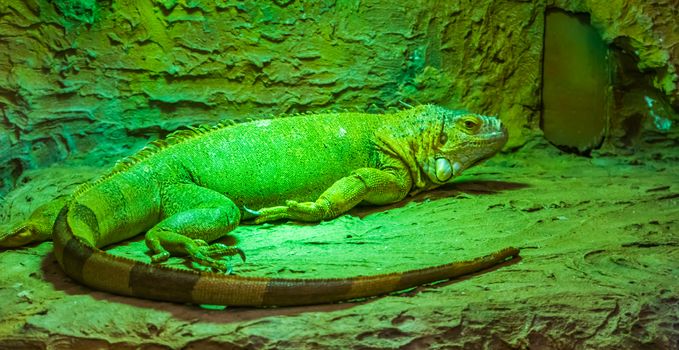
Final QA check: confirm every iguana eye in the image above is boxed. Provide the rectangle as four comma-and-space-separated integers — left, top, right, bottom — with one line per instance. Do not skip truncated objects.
439, 133, 448, 145
464, 120, 477, 129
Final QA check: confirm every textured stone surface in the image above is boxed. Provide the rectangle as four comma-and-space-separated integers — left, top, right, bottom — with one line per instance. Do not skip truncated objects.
1, 0, 545, 196
2, 0, 677, 196
552, 0, 679, 107
1, 131, 678, 349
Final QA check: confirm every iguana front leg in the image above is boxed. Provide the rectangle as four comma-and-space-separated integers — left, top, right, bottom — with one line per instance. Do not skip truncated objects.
254, 167, 411, 223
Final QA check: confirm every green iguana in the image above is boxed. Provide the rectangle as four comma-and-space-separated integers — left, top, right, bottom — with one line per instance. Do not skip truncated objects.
1, 105, 518, 307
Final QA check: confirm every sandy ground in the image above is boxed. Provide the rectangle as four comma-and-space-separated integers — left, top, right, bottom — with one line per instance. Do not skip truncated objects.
0, 133, 677, 349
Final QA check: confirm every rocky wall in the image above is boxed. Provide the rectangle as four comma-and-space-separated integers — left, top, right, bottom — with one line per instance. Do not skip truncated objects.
0, 0, 544, 197
550, 0, 679, 149
552, 0, 679, 107
0, 0, 677, 197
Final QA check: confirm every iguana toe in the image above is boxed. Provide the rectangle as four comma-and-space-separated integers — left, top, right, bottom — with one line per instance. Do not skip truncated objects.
150, 251, 171, 263
242, 205, 261, 216
204, 243, 246, 262
253, 205, 290, 224
184, 243, 237, 273
254, 200, 330, 223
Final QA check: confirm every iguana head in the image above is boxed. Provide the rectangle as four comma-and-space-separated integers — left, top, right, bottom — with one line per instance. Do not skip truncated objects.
377, 105, 508, 193
420, 107, 508, 185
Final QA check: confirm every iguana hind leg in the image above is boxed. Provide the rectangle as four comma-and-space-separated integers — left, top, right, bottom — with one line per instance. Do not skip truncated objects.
145, 184, 242, 272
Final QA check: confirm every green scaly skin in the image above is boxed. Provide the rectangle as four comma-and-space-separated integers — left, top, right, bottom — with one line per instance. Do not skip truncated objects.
0, 105, 518, 306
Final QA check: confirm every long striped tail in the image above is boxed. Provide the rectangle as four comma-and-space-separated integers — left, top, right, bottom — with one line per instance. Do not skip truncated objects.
53, 204, 519, 307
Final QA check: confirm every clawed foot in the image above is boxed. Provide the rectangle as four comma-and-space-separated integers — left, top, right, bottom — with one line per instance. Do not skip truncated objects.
187, 242, 246, 273
203, 242, 246, 262
146, 232, 246, 273
254, 200, 330, 224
